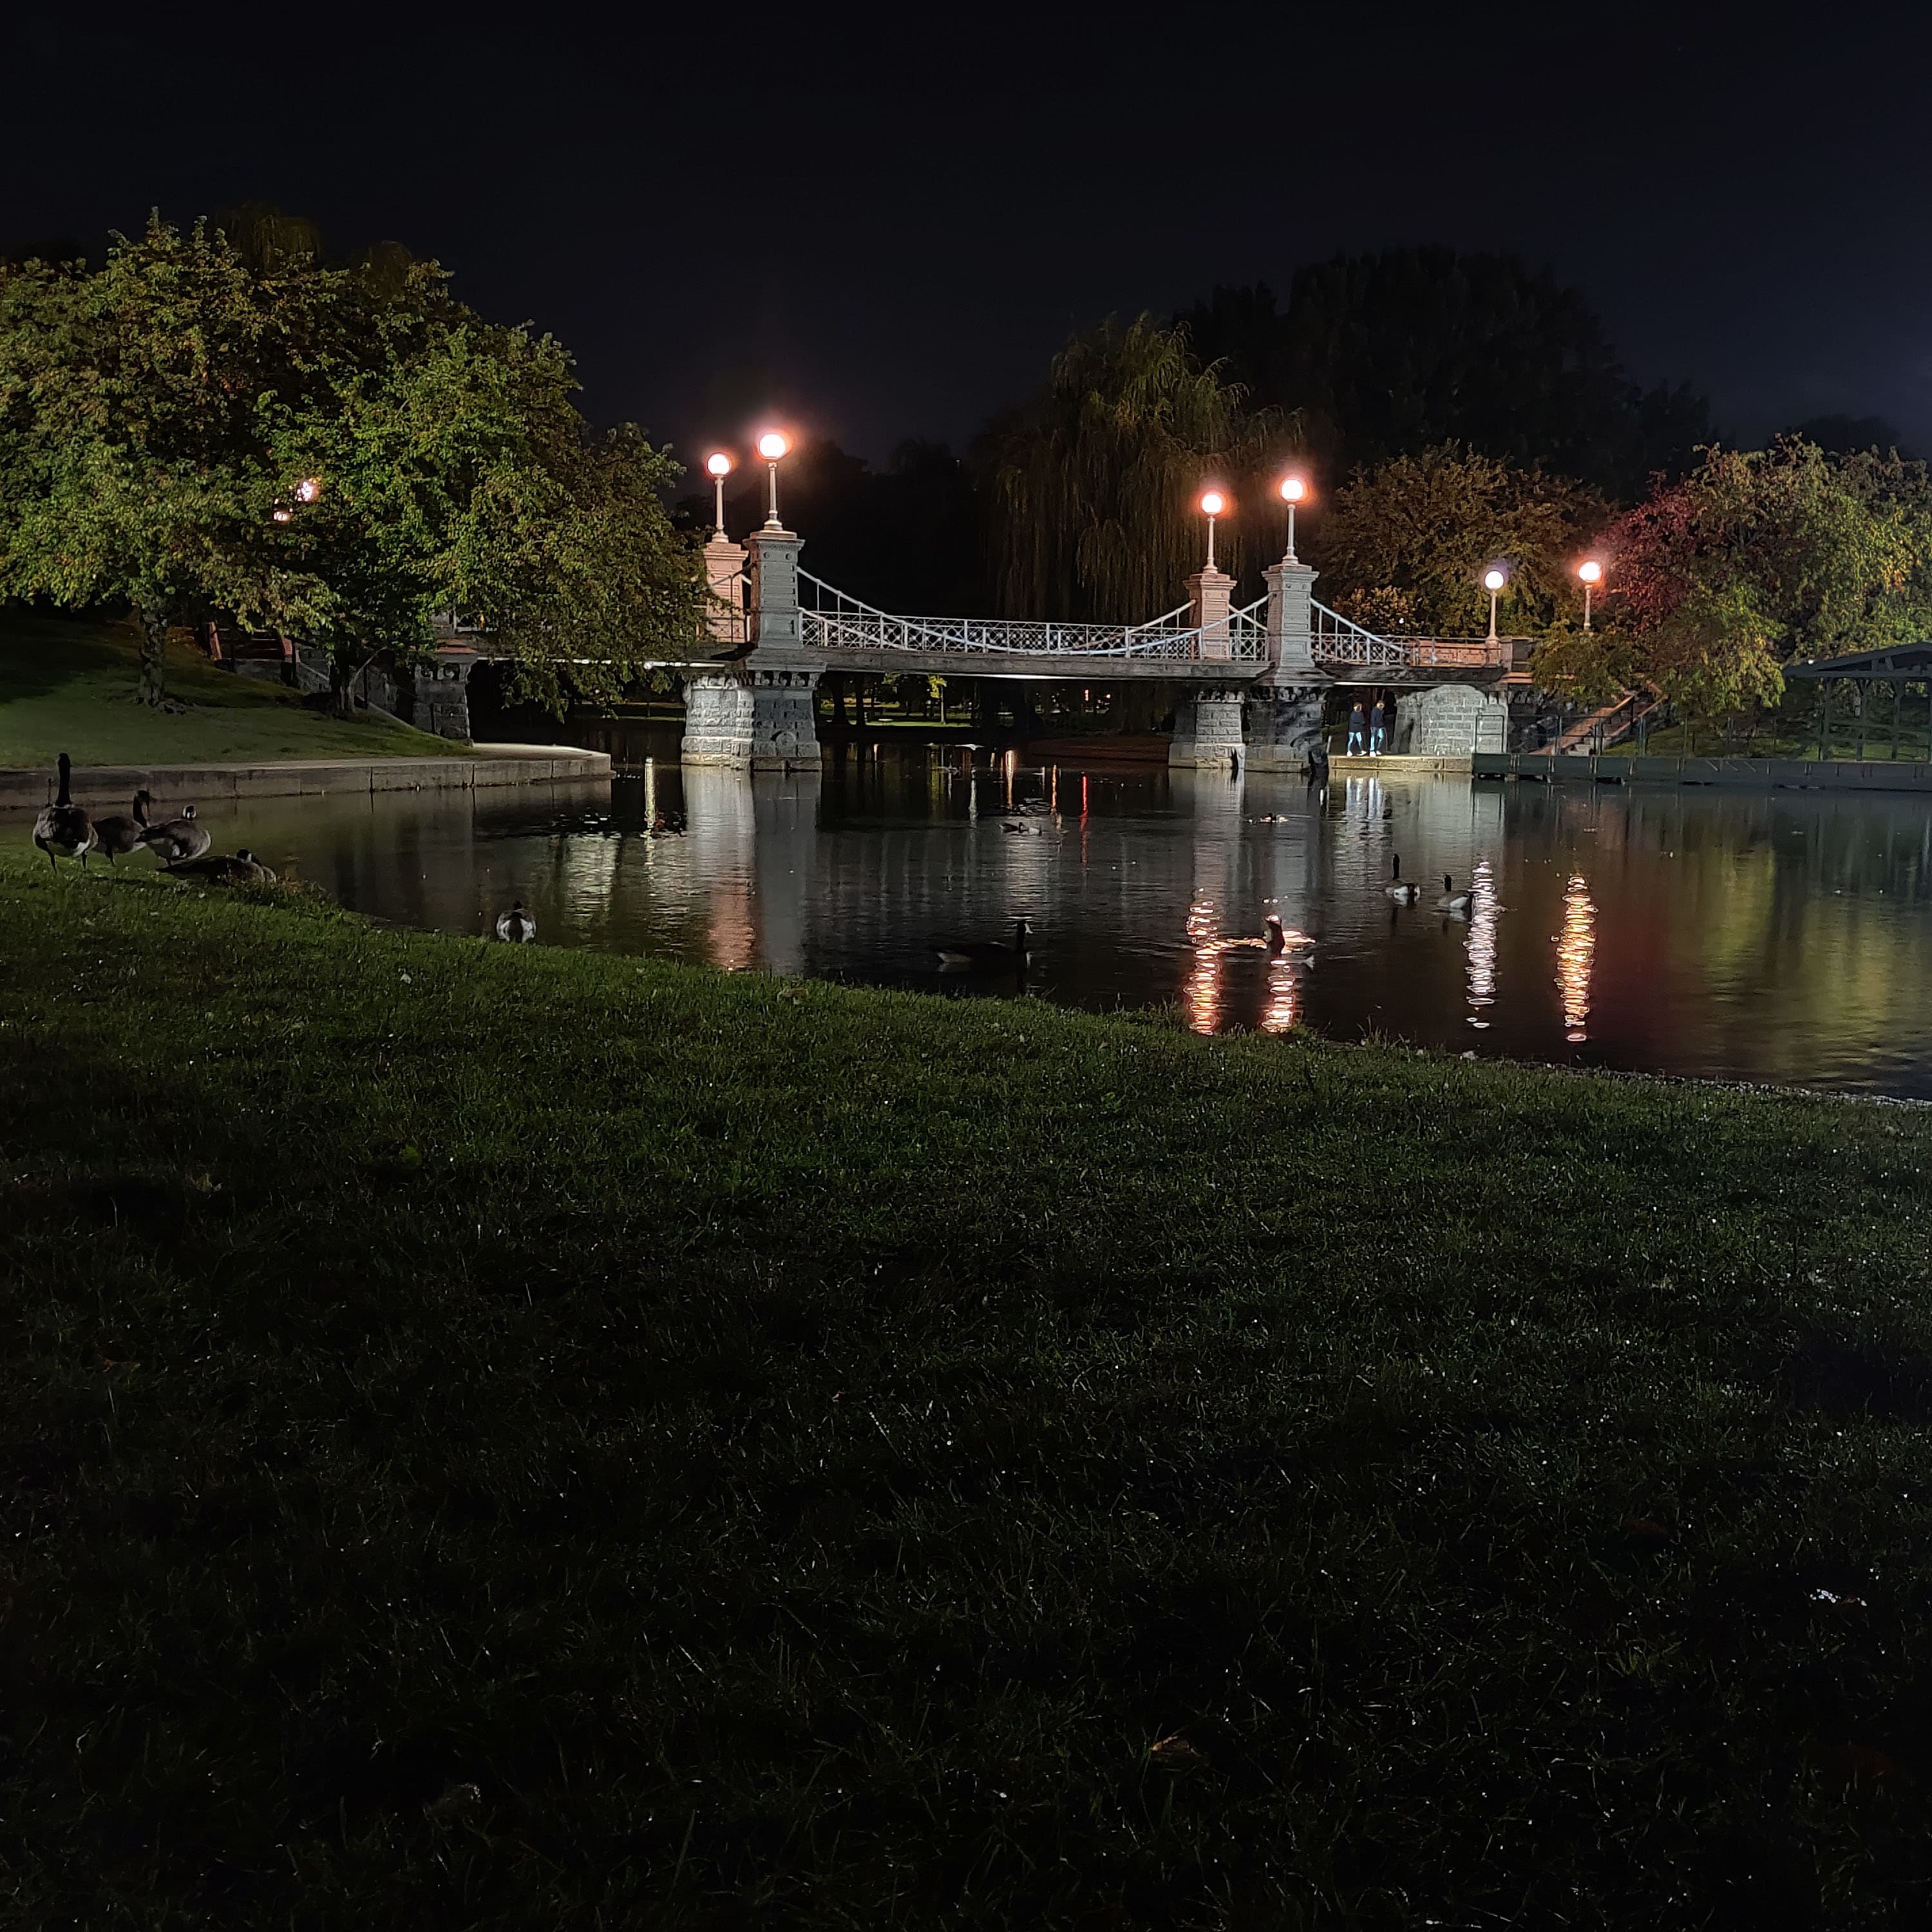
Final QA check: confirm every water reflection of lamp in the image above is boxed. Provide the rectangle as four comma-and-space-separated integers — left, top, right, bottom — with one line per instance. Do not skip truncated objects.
1465, 858, 1499, 1028
1557, 872, 1595, 1041
1261, 952, 1302, 1034
1184, 898, 1222, 1034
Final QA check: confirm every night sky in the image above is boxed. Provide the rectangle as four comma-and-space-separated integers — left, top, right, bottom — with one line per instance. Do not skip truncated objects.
5, 1, 1926, 470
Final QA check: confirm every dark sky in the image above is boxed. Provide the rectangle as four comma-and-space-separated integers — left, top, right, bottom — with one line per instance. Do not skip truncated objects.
5, 1, 1927, 472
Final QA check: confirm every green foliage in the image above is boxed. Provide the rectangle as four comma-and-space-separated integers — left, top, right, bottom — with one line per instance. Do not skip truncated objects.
0, 218, 277, 701
985, 316, 1297, 621
1315, 444, 1605, 636
0, 213, 699, 717
1604, 439, 1932, 723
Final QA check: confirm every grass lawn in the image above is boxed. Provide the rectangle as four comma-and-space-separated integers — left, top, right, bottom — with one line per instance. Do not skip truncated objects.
6, 849, 1932, 1926
0, 610, 471, 768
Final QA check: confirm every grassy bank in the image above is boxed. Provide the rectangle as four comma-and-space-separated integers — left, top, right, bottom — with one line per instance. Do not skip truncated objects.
5, 850, 1932, 1927
0, 610, 469, 768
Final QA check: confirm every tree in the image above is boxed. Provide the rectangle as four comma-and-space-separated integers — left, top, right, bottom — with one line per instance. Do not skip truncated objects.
0, 218, 278, 703
1183, 252, 1712, 498
1531, 439, 1932, 726
981, 316, 1296, 623
0, 213, 700, 719
1313, 444, 1606, 638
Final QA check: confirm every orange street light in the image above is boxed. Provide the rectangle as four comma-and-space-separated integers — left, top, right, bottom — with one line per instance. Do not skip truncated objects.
1482, 566, 1508, 643
1198, 489, 1227, 571
1577, 557, 1604, 631
1278, 474, 1309, 560
705, 451, 734, 536
755, 431, 790, 527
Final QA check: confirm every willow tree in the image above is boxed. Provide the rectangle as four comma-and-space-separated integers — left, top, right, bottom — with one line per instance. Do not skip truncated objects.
986, 317, 1293, 623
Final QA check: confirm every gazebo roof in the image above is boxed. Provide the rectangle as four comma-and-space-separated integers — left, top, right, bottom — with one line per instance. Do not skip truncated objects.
1785, 643, 1932, 680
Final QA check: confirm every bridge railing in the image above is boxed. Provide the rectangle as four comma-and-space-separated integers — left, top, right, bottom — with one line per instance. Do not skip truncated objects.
797, 573, 1266, 662
1310, 600, 1511, 674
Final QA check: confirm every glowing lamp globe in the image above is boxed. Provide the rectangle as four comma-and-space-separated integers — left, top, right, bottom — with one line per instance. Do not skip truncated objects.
1578, 559, 1603, 584
706, 451, 733, 478
1483, 569, 1508, 593
294, 476, 321, 504
1279, 476, 1307, 504
757, 431, 789, 461
272, 507, 292, 524
1198, 490, 1227, 517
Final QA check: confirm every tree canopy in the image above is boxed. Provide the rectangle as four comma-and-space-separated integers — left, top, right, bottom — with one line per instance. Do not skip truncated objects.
1311, 444, 1605, 638
1183, 251, 1711, 499
982, 317, 1295, 623
1531, 439, 1932, 721
0, 213, 699, 712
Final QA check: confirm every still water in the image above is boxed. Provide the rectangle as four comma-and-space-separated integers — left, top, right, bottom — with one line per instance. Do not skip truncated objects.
109, 740, 1932, 1097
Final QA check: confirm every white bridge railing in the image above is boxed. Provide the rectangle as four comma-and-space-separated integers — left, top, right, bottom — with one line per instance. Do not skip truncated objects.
799, 573, 1269, 663
1312, 599, 1513, 674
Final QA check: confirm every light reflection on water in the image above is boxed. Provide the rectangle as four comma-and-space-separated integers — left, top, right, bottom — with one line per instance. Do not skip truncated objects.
74, 738, 1932, 1098
1558, 873, 1596, 1043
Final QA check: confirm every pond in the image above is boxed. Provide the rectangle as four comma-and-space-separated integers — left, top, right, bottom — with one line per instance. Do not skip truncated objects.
73, 737, 1932, 1099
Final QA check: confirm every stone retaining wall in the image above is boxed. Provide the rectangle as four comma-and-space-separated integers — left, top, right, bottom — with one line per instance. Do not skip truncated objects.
1474, 752, 1932, 792
0, 748, 611, 811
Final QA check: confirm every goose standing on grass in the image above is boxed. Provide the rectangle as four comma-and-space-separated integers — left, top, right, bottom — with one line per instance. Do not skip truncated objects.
169, 849, 276, 886
142, 802, 211, 866
936, 917, 1030, 971
495, 900, 537, 943
1438, 873, 1473, 914
1386, 853, 1420, 904
93, 790, 155, 864
32, 754, 95, 873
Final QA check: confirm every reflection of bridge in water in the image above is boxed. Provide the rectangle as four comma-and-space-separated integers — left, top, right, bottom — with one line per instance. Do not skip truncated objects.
677, 513, 1519, 773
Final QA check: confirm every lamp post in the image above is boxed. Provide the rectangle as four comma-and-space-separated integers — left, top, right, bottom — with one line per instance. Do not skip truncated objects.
1483, 567, 1508, 647
1198, 489, 1227, 571
756, 431, 790, 529
705, 451, 734, 536
1577, 557, 1603, 632
1278, 475, 1307, 562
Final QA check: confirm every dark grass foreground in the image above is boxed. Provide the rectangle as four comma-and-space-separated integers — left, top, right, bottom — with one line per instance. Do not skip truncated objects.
5, 853, 1932, 1929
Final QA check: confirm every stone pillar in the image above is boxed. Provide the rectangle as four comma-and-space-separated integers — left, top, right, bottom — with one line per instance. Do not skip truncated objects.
1265, 558, 1318, 677
703, 534, 748, 645
1188, 565, 1235, 662
412, 645, 480, 741
748, 526, 804, 656
682, 524, 823, 770
1170, 685, 1247, 768
681, 671, 757, 765
1243, 685, 1331, 773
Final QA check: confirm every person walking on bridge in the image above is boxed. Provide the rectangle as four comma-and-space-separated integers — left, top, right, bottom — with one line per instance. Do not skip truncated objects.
1347, 700, 1367, 756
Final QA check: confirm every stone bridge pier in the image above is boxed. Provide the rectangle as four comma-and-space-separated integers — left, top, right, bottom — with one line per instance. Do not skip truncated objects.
681, 524, 824, 772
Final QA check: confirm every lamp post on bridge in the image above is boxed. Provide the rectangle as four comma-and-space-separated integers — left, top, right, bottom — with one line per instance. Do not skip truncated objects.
1198, 489, 1227, 571
706, 451, 734, 536
1279, 474, 1307, 562
1484, 566, 1509, 648
757, 430, 790, 530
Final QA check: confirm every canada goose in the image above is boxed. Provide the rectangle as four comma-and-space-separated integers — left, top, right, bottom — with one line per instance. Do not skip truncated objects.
1266, 914, 1287, 954
495, 901, 537, 943
93, 790, 155, 864
32, 754, 95, 872
169, 849, 275, 886
650, 811, 686, 837
1438, 874, 1473, 914
1386, 852, 1419, 903
937, 917, 1030, 971
143, 802, 211, 866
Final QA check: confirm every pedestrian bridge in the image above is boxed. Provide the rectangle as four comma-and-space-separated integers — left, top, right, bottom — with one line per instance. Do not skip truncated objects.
682, 520, 1519, 769
793, 572, 1513, 683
